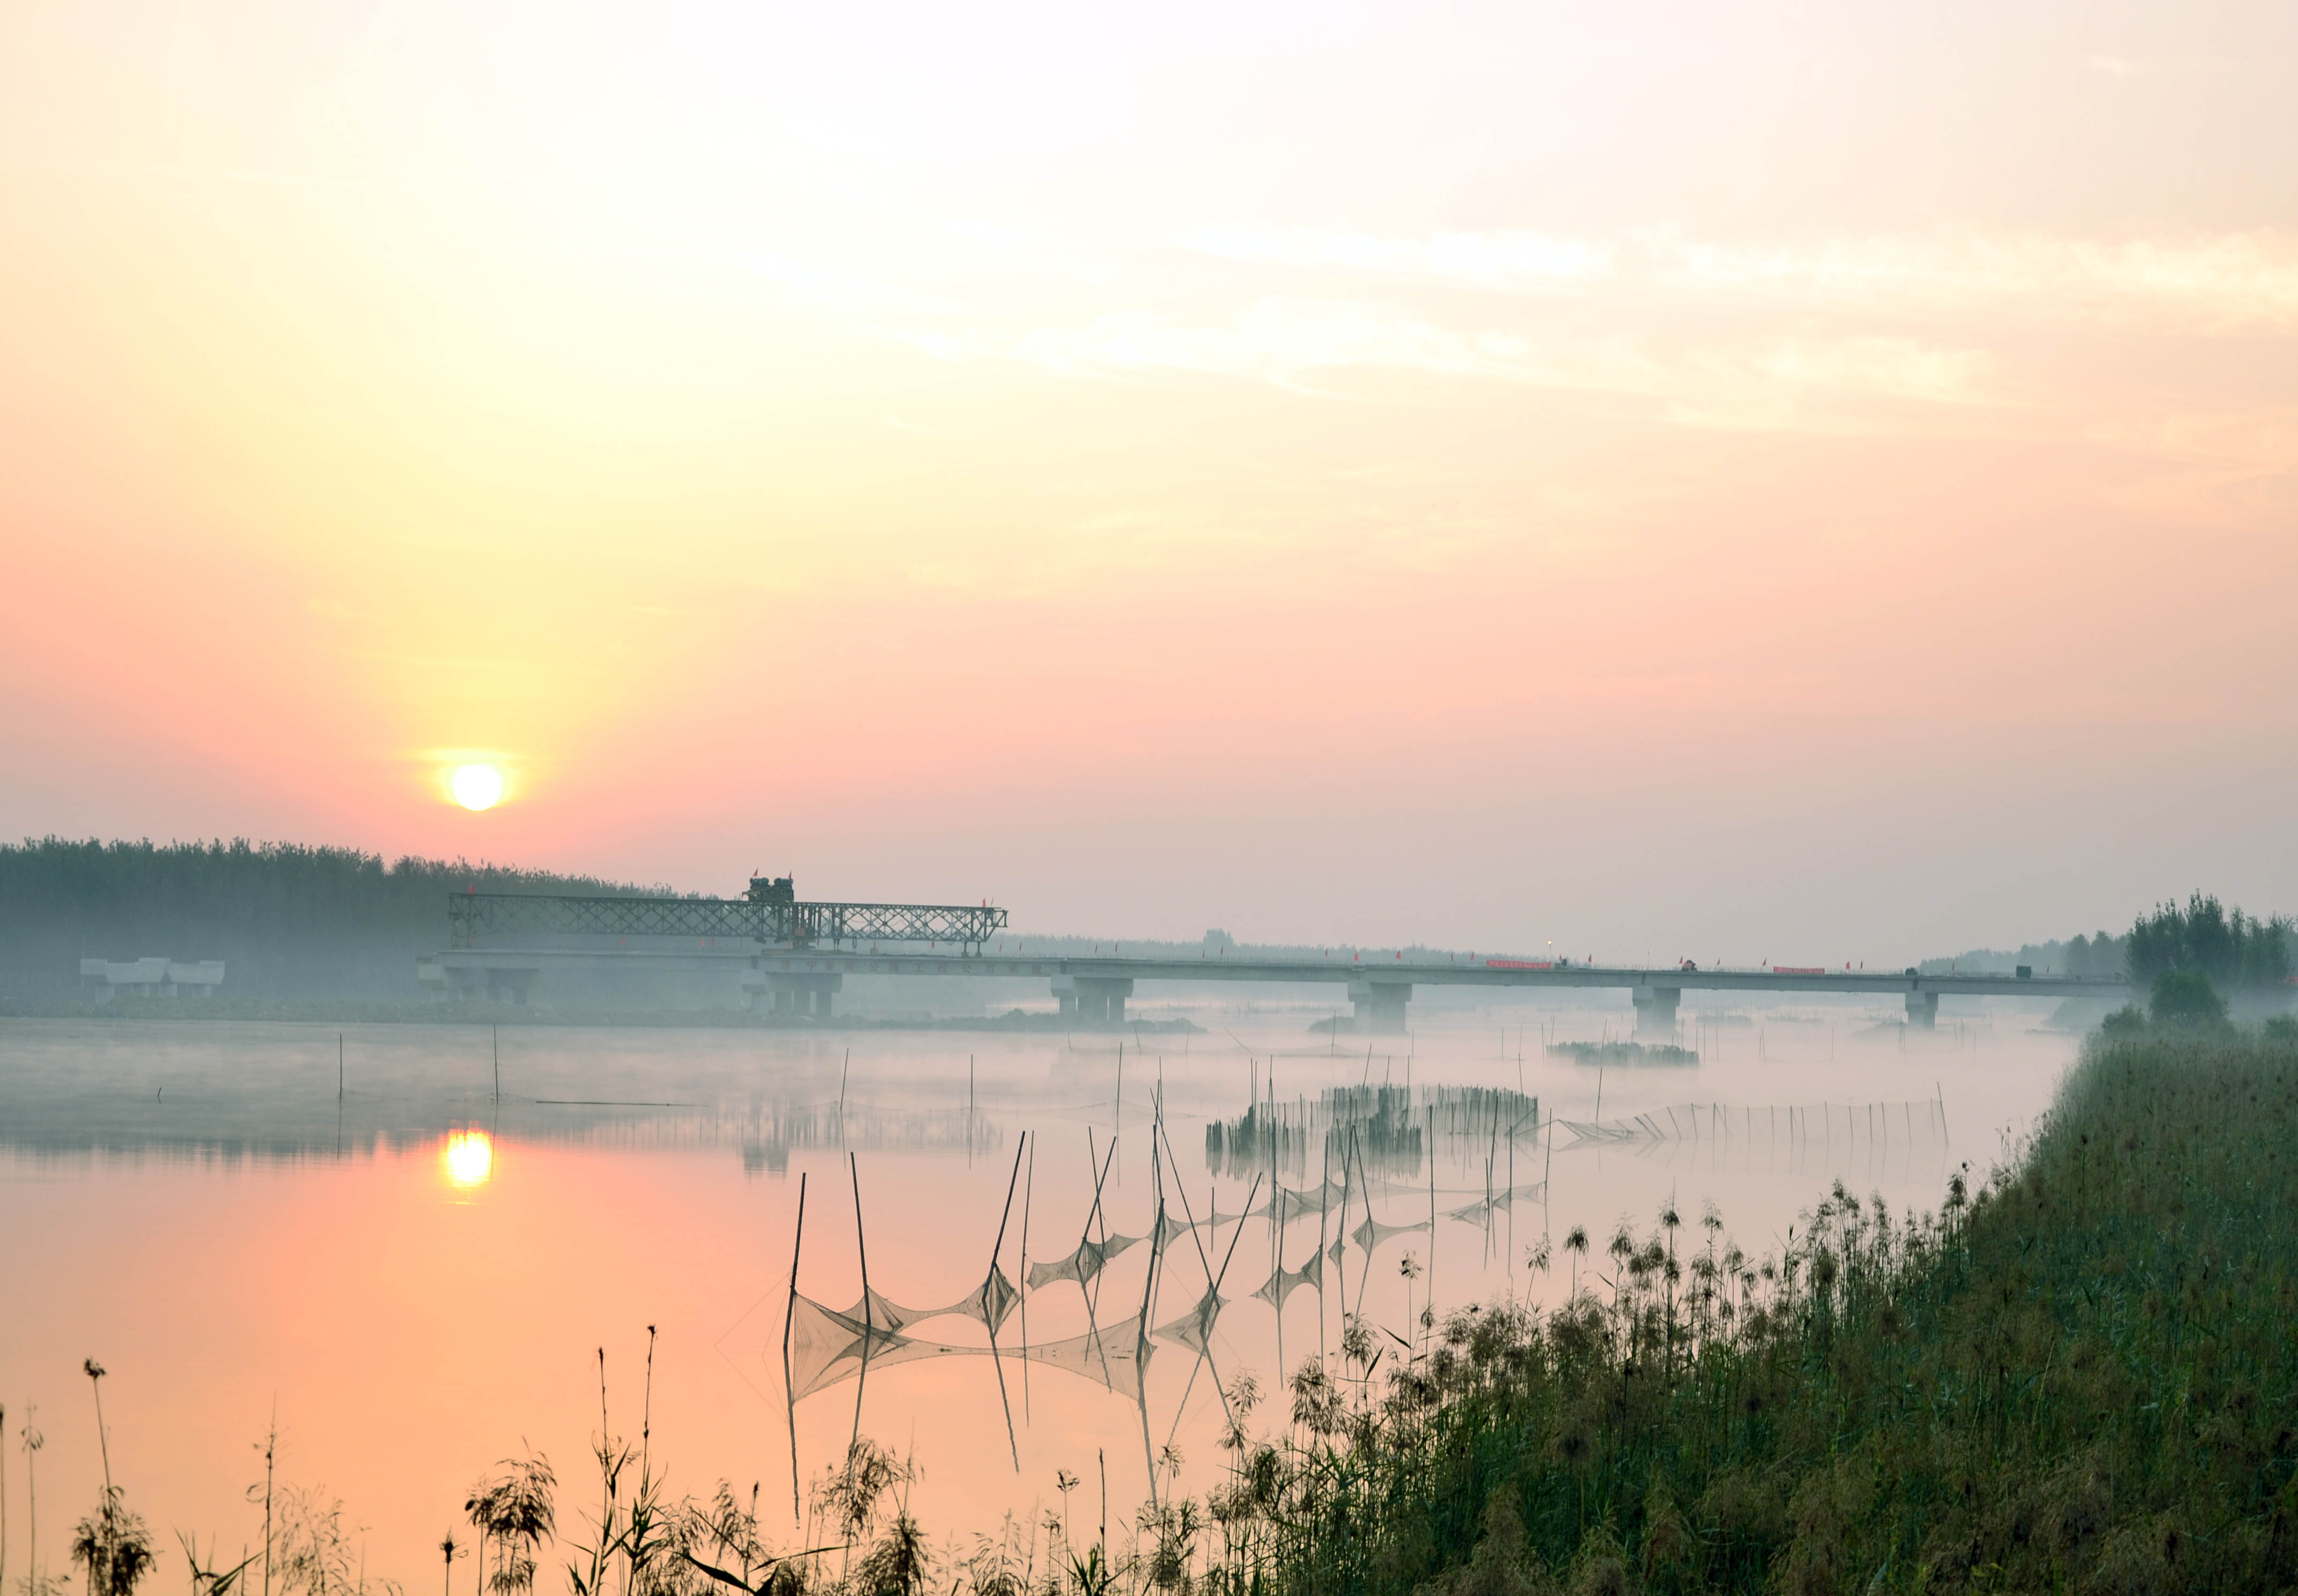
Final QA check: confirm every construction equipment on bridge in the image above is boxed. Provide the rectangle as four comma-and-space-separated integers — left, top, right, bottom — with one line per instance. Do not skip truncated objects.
447, 874, 1008, 954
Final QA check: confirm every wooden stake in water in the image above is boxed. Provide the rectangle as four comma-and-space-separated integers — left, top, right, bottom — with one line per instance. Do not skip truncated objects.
338, 1033, 344, 1100
491, 1024, 499, 1103
783, 1172, 807, 1521
1428, 1105, 1437, 1318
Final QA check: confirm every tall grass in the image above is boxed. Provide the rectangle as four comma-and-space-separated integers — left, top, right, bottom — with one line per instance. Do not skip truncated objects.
1186, 1026, 2298, 1595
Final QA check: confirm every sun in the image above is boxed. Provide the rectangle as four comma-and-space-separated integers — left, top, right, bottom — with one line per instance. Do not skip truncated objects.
451, 764, 505, 811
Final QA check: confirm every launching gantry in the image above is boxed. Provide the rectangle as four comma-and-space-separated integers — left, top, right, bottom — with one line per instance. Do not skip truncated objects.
447, 875, 1008, 955
428, 876, 1010, 1014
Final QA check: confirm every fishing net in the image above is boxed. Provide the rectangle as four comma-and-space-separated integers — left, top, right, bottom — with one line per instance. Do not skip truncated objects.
1026, 1231, 1143, 1292
785, 1293, 1153, 1403
830, 1270, 1019, 1339
1560, 1100, 1947, 1149
1351, 1212, 1431, 1252
1252, 1245, 1323, 1312
1442, 1180, 1548, 1223
1019, 1313, 1153, 1402
1152, 1284, 1226, 1356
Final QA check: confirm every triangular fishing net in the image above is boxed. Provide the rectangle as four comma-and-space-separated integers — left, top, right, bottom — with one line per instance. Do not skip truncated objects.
1252, 1245, 1323, 1311
1560, 1100, 1946, 1149
785, 1294, 1152, 1403
785, 1292, 969, 1400
1351, 1212, 1431, 1252
1015, 1312, 1153, 1403
1443, 1180, 1548, 1223
835, 1265, 1019, 1340
1027, 1230, 1142, 1291
1152, 1285, 1226, 1356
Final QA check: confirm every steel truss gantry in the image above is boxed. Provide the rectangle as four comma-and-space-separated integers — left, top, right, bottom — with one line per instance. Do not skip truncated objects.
447, 892, 1008, 954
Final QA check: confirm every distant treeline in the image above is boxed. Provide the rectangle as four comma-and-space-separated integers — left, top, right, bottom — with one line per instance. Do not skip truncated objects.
1924, 892, 2292, 992
0, 837, 680, 1000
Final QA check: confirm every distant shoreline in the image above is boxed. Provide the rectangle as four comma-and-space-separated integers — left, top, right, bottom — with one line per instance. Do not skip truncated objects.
0, 994, 1205, 1033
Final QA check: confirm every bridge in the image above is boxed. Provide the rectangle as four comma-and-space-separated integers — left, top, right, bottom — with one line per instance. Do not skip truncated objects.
746, 948, 2124, 1032
421, 888, 2126, 1032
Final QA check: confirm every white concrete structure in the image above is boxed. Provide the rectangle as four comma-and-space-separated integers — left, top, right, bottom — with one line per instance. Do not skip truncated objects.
79, 957, 226, 999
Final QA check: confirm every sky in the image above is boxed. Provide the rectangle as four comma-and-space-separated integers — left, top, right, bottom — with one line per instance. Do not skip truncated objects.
2, 0, 2294, 962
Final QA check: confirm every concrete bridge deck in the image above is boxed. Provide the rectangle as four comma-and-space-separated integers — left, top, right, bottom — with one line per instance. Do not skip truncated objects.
422, 941, 2126, 1033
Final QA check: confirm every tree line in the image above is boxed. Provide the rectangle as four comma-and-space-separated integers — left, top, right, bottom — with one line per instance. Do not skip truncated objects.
0, 837, 683, 1000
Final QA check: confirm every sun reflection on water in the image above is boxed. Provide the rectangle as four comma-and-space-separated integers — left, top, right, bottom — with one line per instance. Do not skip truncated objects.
441, 1128, 494, 1188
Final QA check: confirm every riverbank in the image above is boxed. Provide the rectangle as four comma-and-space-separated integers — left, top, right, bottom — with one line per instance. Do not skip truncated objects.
0, 995, 1203, 1032
1198, 1025, 2298, 1594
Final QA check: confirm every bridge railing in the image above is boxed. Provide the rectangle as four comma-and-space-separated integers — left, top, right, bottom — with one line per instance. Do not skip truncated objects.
447, 893, 1008, 953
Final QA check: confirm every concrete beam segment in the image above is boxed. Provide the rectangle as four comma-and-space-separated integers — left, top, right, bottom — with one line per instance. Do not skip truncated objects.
746, 950, 2125, 1000
429, 947, 2129, 1019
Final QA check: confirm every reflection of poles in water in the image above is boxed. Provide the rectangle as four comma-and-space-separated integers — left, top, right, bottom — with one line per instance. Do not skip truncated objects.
1543, 1106, 1555, 1246
849, 1152, 871, 1455
985, 1134, 1027, 1472
783, 1171, 807, 1522
1163, 1170, 1261, 1455
1080, 1132, 1120, 1390
1349, 1127, 1373, 1324
1271, 1182, 1285, 1379
1316, 1138, 1330, 1366
1139, 1114, 1165, 1511
1505, 1112, 1514, 1279
1019, 1132, 1034, 1421
1428, 1105, 1438, 1321
1331, 1129, 1350, 1351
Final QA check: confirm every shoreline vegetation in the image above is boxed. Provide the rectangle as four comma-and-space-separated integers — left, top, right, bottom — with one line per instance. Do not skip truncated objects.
1543, 1041, 1700, 1068
0, 995, 1207, 1032
22, 1010, 2297, 1596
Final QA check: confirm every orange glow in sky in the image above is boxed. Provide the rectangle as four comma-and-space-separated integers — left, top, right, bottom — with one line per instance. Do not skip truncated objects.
1, 1, 2293, 954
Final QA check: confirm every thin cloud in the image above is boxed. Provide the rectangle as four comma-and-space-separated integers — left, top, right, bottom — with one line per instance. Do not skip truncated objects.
1179, 226, 2298, 331
894, 298, 1991, 427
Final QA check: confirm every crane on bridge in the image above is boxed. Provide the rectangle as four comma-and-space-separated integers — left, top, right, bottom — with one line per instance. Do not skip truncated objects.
447, 874, 1008, 955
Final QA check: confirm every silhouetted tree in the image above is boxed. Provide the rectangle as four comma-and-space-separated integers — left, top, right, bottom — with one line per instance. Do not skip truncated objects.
2128, 893, 2293, 993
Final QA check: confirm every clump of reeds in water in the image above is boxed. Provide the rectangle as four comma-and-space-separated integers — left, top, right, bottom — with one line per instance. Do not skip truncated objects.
1545, 1040, 1697, 1067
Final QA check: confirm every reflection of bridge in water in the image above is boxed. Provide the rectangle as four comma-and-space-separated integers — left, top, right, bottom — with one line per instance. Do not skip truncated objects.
422, 890, 2129, 1035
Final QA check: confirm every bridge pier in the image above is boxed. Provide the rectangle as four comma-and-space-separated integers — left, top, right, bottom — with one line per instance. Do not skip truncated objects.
1054, 975, 1133, 1026
1632, 984, 1681, 1041
1905, 990, 1939, 1030
762, 972, 842, 1018
1347, 979, 1412, 1035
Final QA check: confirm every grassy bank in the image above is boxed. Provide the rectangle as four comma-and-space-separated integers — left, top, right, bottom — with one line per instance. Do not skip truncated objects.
1192, 1026, 2298, 1595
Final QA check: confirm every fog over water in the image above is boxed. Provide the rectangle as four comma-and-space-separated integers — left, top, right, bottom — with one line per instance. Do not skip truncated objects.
0, 1001, 2072, 1587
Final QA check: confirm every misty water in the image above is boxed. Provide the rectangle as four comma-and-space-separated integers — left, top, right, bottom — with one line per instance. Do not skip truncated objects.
0, 1003, 2074, 1588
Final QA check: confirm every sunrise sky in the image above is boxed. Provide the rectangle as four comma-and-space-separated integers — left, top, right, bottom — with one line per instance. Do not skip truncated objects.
3, 0, 2293, 959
